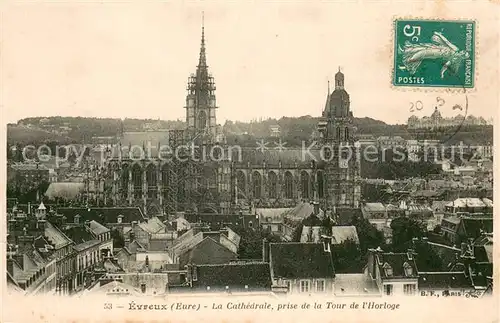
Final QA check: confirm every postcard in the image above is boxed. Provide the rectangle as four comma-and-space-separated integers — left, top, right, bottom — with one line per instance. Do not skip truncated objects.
1, 0, 498, 322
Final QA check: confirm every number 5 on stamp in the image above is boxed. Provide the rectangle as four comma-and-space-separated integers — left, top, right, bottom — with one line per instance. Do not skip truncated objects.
393, 19, 475, 88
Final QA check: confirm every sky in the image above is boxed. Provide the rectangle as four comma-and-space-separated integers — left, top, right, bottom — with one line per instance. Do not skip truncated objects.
1, 0, 498, 125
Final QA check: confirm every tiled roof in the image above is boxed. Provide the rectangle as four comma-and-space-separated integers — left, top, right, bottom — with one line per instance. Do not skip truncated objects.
446, 198, 487, 208
128, 240, 147, 253
73, 239, 101, 252
88, 220, 110, 236
56, 207, 146, 224
62, 225, 95, 244
84, 280, 142, 296
180, 237, 237, 267
470, 262, 493, 288
376, 252, 418, 280
331, 226, 359, 244
269, 243, 335, 279
285, 202, 323, 222
44, 182, 85, 200
138, 217, 165, 234
461, 218, 494, 239
418, 272, 472, 290
192, 262, 272, 292
45, 222, 73, 249
364, 203, 385, 212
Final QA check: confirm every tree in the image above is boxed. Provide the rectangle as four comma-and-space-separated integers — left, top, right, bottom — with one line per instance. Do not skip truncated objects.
390, 216, 426, 252
332, 239, 364, 273
233, 227, 282, 259
349, 215, 385, 254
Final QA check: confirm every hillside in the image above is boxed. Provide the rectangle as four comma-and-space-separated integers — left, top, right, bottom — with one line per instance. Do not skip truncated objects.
8, 115, 493, 146
7, 125, 73, 145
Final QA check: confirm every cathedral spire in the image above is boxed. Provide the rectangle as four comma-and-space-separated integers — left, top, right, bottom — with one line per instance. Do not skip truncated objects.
198, 12, 207, 69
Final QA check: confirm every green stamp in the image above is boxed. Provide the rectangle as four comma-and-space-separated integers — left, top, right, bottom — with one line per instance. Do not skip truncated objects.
393, 19, 475, 88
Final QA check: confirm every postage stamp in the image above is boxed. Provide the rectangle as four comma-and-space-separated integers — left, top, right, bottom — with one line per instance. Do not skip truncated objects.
393, 19, 475, 88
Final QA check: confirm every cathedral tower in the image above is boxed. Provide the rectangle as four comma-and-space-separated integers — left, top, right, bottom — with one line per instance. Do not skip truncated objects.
185, 14, 218, 143
319, 68, 361, 209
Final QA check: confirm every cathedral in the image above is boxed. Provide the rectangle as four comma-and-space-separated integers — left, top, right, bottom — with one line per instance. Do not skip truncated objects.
100, 20, 361, 217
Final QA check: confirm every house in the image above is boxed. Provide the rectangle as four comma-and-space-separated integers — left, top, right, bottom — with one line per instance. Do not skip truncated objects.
56, 206, 146, 226
170, 227, 240, 267
267, 241, 335, 294
366, 248, 418, 296
445, 198, 491, 214
61, 220, 113, 291
376, 136, 406, 149
128, 217, 173, 251
178, 237, 238, 267
442, 216, 493, 245
269, 125, 281, 138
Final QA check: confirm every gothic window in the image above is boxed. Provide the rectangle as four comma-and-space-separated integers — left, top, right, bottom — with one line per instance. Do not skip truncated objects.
340, 188, 346, 204
317, 171, 324, 198
344, 127, 349, 141
300, 171, 310, 199
268, 171, 278, 199
121, 164, 129, 199
132, 164, 142, 199
198, 110, 207, 130
236, 171, 246, 198
337, 127, 341, 140
252, 171, 262, 199
284, 171, 293, 199
146, 164, 157, 198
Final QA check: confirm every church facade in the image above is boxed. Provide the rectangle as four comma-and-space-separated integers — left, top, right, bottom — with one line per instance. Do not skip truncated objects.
101, 22, 361, 216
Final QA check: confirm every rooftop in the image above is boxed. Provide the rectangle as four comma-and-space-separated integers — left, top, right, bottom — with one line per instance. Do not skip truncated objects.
269, 242, 335, 279
192, 262, 272, 292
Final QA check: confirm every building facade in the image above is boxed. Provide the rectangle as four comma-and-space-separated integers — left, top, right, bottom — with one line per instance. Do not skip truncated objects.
97, 22, 361, 216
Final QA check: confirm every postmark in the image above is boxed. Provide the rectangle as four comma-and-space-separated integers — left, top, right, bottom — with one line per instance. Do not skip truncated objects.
393, 19, 475, 88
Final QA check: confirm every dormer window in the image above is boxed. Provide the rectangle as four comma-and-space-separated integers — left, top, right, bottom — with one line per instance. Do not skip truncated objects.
74, 215, 80, 224
323, 241, 331, 252
383, 263, 393, 277
403, 262, 413, 277
117, 215, 123, 224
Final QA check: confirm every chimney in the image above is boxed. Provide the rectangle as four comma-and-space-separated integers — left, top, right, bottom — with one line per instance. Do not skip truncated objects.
313, 202, 320, 215
320, 235, 331, 253
262, 238, 270, 262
